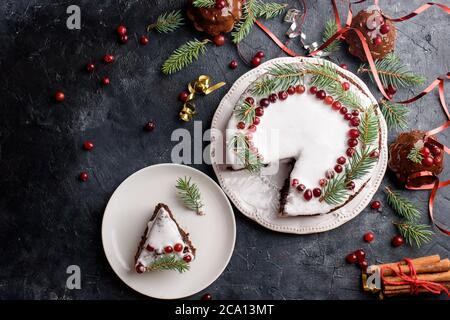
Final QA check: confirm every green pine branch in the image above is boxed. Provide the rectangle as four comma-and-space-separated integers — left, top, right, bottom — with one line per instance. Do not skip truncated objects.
358, 53, 425, 88
407, 145, 424, 164
251, 63, 304, 96
320, 175, 348, 205
192, 0, 215, 8
147, 255, 190, 273
148, 10, 184, 33
234, 101, 256, 124
176, 177, 204, 215
394, 222, 434, 248
162, 39, 210, 74
379, 99, 408, 131
345, 147, 378, 183
384, 186, 421, 221
228, 133, 263, 173
253, 1, 288, 19
322, 20, 340, 53
358, 106, 378, 147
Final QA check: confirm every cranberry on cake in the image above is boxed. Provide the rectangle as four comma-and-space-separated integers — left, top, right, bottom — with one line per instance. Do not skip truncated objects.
226, 59, 381, 216
135, 203, 195, 273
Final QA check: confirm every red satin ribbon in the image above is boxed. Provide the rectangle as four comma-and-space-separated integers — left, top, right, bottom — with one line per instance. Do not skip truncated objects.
380, 258, 450, 296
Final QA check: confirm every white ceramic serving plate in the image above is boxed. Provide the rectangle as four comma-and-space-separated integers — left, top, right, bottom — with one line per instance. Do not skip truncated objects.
210, 57, 388, 234
102, 163, 236, 299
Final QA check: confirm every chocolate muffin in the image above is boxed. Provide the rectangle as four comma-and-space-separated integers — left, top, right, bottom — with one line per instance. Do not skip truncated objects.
345, 5, 396, 62
388, 130, 444, 188
187, 0, 242, 36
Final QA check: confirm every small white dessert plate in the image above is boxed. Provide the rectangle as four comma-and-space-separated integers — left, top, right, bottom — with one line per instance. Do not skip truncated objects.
102, 163, 236, 299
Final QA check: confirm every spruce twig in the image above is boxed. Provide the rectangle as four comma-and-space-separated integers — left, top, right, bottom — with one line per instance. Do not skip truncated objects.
162, 39, 210, 74
406, 145, 424, 164
345, 147, 377, 183
234, 101, 256, 125
384, 186, 421, 221
251, 63, 304, 96
358, 106, 378, 147
394, 221, 434, 248
147, 255, 190, 273
192, 0, 215, 8
322, 20, 340, 53
148, 10, 184, 33
320, 175, 348, 205
176, 177, 204, 215
228, 133, 263, 173
379, 99, 408, 131
358, 53, 425, 88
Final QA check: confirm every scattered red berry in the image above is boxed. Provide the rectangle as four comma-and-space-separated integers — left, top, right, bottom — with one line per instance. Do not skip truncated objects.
348, 129, 360, 139
79, 172, 89, 182
373, 36, 383, 45
119, 34, 128, 44
248, 124, 256, 132
422, 156, 434, 167
174, 243, 183, 252
295, 85, 305, 94
146, 245, 154, 251
237, 121, 245, 129
135, 263, 145, 273
351, 110, 360, 117
297, 184, 306, 192
348, 138, 358, 147
337, 156, 346, 165
292, 179, 299, 187
370, 200, 381, 210
251, 56, 261, 67
245, 97, 255, 105
139, 35, 149, 45
391, 235, 405, 247
259, 99, 270, 108
213, 34, 225, 46
319, 178, 327, 187
164, 246, 173, 254
340, 63, 349, 70
313, 188, 322, 198
346, 253, 358, 264
144, 120, 156, 132
434, 156, 443, 165
316, 90, 326, 100
354, 249, 366, 262
215, 0, 226, 9
431, 146, 442, 156
342, 82, 350, 91
332, 101, 342, 111
54, 91, 65, 102
380, 23, 390, 34
339, 106, 348, 115
255, 107, 264, 116
183, 254, 192, 262
420, 147, 431, 157
229, 60, 238, 69
359, 260, 369, 272
344, 113, 353, 121
83, 141, 94, 151
346, 181, 355, 190
370, 150, 379, 158
364, 232, 375, 243
179, 91, 189, 102
334, 164, 343, 173
201, 293, 212, 300
86, 63, 95, 72
101, 77, 110, 86
324, 96, 334, 105
325, 170, 335, 179
103, 54, 114, 64
309, 86, 318, 94
287, 86, 296, 95
116, 25, 127, 36
253, 117, 260, 125
346, 147, 356, 157
350, 117, 360, 127
255, 51, 265, 59
303, 189, 313, 201
269, 93, 278, 103
278, 91, 288, 100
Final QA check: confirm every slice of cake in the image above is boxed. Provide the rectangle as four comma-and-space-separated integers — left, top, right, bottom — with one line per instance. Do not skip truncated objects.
135, 203, 195, 273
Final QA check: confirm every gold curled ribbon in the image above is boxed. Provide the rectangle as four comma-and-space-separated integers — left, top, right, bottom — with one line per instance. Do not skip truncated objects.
179, 75, 226, 122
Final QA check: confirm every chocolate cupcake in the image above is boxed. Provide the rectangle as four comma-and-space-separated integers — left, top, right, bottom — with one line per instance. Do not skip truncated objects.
388, 130, 444, 188
187, 0, 242, 36
345, 5, 396, 62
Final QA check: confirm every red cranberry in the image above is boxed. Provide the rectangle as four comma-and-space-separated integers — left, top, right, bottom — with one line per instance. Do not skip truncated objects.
259, 99, 270, 108
420, 147, 431, 157
434, 156, 443, 165
422, 156, 434, 167
303, 189, 313, 201
139, 35, 149, 45
346, 181, 355, 190
164, 246, 173, 254
391, 235, 405, 247
136, 263, 146, 273
237, 121, 245, 129
334, 164, 343, 173
295, 85, 305, 94
251, 56, 261, 67
313, 188, 322, 198
346, 147, 356, 157
229, 60, 238, 69
348, 139, 358, 147
339, 106, 348, 115
116, 25, 127, 35
179, 91, 189, 102
103, 54, 114, 64
255, 51, 265, 59
386, 84, 397, 95
213, 34, 225, 46
370, 200, 381, 210
344, 113, 353, 121
215, 0, 226, 9
245, 97, 255, 105
364, 232, 375, 243
119, 34, 128, 44
86, 63, 95, 72
346, 253, 358, 264
319, 179, 327, 187
291, 179, 299, 187
297, 184, 306, 192
325, 170, 335, 179
337, 156, 346, 165
348, 129, 360, 139
174, 243, 183, 252
332, 101, 342, 111
359, 260, 369, 272
431, 146, 442, 156
146, 244, 154, 251
324, 96, 334, 105
287, 86, 296, 95
373, 36, 383, 45
79, 172, 88, 182
370, 150, 379, 158
183, 254, 192, 262
83, 141, 94, 151
253, 117, 260, 125
316, 90, 326, 100
340, 63, 349, 70
268, 94, 277, 103
380, 23, 390, 34
101, 77, 110, 85
201, 293, 212, 300
342, 82, 350, 91
255, 107, 264, 116
354, 249, 366, 262
144, 121, 156, 131
350, 117, 360, 127
278, 91, 288, 100
309, 86, 318, 94
351, 110, 360, 117
54, 91, 65, 102
248, 124, 256, 132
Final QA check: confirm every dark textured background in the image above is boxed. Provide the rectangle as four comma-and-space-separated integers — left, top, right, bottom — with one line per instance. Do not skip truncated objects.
0, 0, 449, 300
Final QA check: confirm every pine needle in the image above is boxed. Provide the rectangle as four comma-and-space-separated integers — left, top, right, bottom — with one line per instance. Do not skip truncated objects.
358, 106, 378, 147
228, 133, 263, 173
147, 255, 190, 273
322, 20, 340, 53
385, 186, 421, 221
192, 0, 215, 8
345, 147, 378, 182
250, 63, 304, 96
395, 222, 434, 248
253, 1, 288, 19
234, 101, 256, 125
358, 53, 425, 88
176, 177, 204, 215
162, 39, 210, 74
379, 99, 409, 131
148, 10, 184, 33
320, 175, 348, 205
406, 145, 424, 164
